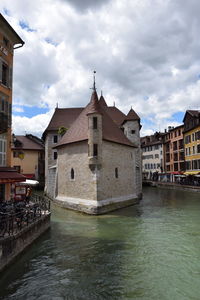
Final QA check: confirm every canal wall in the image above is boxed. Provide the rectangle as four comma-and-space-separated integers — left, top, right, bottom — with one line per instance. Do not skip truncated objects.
54, 196, 140, 215
0, 214, 50, 273
144, 181, 200, 193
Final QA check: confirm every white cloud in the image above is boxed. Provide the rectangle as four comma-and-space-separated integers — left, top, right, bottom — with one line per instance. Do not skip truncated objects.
1, 0, 200, 136
12, 111, 53, 136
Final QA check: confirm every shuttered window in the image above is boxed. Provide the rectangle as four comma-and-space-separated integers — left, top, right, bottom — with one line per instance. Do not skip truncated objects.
0, 134, 6, 166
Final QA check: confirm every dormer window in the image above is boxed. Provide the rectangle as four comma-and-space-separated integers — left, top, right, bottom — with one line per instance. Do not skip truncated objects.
93, 117, 97, 129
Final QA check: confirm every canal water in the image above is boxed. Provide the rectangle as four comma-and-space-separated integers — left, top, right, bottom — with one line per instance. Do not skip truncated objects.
0, 187, 200, 300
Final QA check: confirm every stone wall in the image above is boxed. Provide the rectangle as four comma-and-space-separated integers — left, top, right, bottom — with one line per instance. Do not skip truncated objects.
0, 214, 50, 273
45, 132, 59, 197
57, 141, 97, 200
122, 120, 142, 197
98, 141, 136, 200
55, 139, 140, 214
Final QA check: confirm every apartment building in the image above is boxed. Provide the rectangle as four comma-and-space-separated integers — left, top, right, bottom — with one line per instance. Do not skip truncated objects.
183, 110, 200, 175
11, 134, 45, 185
0, 14, 24, 201
141, 132, 164, 180
163, 125, 185, 181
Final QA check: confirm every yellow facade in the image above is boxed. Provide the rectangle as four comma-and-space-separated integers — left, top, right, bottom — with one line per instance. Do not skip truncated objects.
11, 150, 40, 177
184, 125, 200, 175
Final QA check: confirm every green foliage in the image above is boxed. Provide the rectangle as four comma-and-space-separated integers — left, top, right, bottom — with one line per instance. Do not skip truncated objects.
58, 126, 68, 136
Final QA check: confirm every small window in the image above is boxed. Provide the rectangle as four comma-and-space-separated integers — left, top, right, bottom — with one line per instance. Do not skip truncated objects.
115, 167, 118, 178
93, 117, 97, 129
3, 37, 9, 47
13, 151, 18, 158
71, 168, 74, 180
53, 151, 57, 160
53, 135, 58, 143
131, 130, 135, 134
93, 144, 98, 156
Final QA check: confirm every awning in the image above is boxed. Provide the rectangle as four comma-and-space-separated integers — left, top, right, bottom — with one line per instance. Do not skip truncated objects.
0, 167, 26, 183
184, 171, 200, 175
23, 174, 35, 179
18, 179, 39, 186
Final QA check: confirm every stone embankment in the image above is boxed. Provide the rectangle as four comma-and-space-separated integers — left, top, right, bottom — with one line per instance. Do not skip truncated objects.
0, 194, 51, 273
143, 181, 200, 193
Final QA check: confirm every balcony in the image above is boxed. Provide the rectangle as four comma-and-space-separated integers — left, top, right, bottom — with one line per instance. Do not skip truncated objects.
0, 112, 8, 134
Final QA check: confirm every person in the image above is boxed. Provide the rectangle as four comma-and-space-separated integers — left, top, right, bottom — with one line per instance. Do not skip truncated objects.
26, 187, 32, 203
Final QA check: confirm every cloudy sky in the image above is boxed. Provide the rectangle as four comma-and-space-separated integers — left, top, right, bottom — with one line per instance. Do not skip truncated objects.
1, 0, 200, 137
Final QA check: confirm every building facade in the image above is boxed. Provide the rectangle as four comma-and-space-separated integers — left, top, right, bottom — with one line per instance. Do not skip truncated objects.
11, 134, 45, 185
43, 88, 142, 214
163, 125, 185, 182
0, 14, 25, 201
183, 110, 200, 176
141, 132, 164, 180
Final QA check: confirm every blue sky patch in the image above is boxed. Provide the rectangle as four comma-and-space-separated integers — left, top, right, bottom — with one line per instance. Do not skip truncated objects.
13, 105, 49, 118
172, 111, 184, 123
3, 8, 10, 16
45, 38, 59, 46
19, 20, 36, 32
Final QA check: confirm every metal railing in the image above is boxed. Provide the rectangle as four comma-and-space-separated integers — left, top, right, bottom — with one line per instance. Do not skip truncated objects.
0, 194, 50, 238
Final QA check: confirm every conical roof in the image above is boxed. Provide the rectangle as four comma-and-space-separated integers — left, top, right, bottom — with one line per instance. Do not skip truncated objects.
56, 91, 135, 148
99, 95, 107, 107
126, 108, 140, 121
87, 90, 101, 115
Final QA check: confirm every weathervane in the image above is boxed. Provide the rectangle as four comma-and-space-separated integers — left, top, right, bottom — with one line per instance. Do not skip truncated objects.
90, 70, 96, 91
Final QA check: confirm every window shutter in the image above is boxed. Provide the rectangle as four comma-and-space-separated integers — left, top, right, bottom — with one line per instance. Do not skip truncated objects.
9, 67, 12, 88
0, 59, 2, 83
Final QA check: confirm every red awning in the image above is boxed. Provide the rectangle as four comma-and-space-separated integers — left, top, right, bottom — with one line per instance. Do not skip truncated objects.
23, 174, 35, 179
0, 167, 26, 183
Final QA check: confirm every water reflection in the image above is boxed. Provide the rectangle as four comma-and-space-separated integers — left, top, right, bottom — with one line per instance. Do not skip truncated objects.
1, 187, 200, 299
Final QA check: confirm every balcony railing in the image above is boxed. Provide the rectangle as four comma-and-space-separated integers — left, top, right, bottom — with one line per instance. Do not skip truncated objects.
0, 194, 50, 238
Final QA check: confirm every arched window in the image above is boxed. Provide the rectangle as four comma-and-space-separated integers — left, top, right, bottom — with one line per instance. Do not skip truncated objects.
115, 167, 118, 178
71, 168, 74, 180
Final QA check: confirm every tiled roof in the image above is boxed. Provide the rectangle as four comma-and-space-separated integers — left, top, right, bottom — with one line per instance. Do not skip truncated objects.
99, 95, 107, 107
104, 106, 126, 126
56, 91, 135, 148
126, 108, 140, 121
42, 107, 83, 139
183, 110, 200, 123
12, 136, 44, 150
187, 110, 200, 117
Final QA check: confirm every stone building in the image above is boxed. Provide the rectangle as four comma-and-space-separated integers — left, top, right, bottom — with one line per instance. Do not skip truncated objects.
43, 87, 142, 214
0, 13, 25, 201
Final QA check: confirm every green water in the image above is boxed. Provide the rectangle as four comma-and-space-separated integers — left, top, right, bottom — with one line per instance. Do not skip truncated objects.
1, 187, 200, 299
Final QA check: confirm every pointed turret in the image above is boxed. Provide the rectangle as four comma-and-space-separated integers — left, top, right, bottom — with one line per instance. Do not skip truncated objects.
99, 92, 107, 108
126, 108, 140, 121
